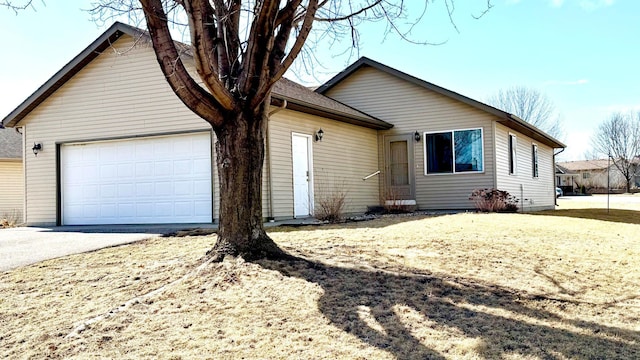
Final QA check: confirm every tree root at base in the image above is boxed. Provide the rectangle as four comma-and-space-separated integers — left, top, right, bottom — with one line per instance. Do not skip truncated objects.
65, 256, 218, 339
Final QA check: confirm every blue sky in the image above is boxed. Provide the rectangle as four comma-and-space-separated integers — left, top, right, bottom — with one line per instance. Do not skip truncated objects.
1, 0, 638, 161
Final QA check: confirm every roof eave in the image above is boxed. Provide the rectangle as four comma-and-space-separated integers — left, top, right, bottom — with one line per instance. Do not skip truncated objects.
2, 23, 390, 131
500, 114, 566, 149
317, 57, 566, 149
271, 94, 393, 130
2, 22, 145, 128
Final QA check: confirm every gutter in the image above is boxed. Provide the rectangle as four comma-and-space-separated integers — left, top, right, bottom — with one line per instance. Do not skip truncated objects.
272, 94, 393, 130
507, 114, 566, 149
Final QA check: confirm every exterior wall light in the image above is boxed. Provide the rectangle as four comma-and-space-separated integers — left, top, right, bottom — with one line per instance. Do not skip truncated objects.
414, 131, 421, 142
32, 142, 42, 156
315, 128, 324, 142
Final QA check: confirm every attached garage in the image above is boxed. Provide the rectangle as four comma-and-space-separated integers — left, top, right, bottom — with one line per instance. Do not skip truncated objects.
60, 132, 213, 225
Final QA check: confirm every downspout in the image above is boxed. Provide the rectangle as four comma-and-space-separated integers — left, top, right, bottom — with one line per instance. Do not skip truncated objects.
266, 99, 287, 221
18, 126, 26, 225
553, 147, 565, 206
492, 121, 498, 189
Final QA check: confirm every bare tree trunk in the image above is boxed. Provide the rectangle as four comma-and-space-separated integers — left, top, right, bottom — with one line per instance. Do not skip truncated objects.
208, 101, 284, 261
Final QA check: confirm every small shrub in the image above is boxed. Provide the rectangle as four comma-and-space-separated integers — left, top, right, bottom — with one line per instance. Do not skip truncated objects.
469, 188, 519, 213
316, 182, 348, 223
381, 185, 412, 213
1, 211, 18, 228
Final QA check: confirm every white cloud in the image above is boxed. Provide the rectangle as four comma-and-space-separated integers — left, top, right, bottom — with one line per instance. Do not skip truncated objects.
599, 104, 640, 114
579, 0, 615, 11
544, 79, 589, 86
550, 0, 565, 7
547, 0, 614, 10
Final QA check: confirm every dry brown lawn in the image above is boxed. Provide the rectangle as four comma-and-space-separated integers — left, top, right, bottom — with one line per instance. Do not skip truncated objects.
1, 196, 639, 359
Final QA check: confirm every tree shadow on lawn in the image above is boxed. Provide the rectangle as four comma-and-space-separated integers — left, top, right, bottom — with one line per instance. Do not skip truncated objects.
533, 208, 640, 225
259, 256, 640, 359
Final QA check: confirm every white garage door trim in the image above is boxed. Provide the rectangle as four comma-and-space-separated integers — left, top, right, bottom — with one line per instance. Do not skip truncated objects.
61, 132, 212, 225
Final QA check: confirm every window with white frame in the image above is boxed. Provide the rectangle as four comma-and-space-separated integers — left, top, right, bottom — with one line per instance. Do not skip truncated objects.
424, 128, 484, 174
532, 143, 539, 178
509, 134, 517, 175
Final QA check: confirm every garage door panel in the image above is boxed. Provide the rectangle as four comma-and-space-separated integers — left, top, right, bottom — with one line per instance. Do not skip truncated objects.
175, 202, 193, 216
100, 164, 118, 179
135, 183, 153, 197
155, 161, 173, 176
174, 160, 192, 174
101, 184, 117, 198
194, 201, 211, 216
136, 162, 153, 176
155, 203, 173, 216
155, 182, 172, 196
118, 184, 135, 197
173, 137, 193, 156
117, 143, 134, 160
62, 132, 212, 225
83, 147, 99, 161
194, 180, 211, 195
99, 145, 117, 162
83, 185, 99, 200
101, 204, 117, 217
193, 159, 210, 174
118, 163, 135, 178
84, 204, 100, 218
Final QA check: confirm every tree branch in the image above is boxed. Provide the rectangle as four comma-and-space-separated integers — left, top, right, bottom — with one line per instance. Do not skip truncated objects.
183, 0, 236, 103
254, 0, 319, 108
139, 0, 231, 126
238, 0, 281, 101
314, 0, 382, 22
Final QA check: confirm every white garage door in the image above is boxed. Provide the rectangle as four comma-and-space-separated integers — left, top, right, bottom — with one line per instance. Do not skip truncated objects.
61, 132, 212, 225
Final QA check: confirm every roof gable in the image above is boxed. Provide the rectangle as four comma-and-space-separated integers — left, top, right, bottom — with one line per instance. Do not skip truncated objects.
2, 22, 143, 128
2, 23, 391, 131
317, 57, 565, 148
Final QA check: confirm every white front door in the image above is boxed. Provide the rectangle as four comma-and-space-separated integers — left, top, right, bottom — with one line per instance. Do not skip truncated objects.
292, 133, 313, 218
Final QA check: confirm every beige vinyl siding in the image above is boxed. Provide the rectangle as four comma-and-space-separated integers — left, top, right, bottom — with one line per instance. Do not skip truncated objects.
18, 33, 378, 224
495, 123, 555, 210
20, 36, 212, 225
326, 67, 495, 209
268, 109, 379, 218
0, 160, 24, 223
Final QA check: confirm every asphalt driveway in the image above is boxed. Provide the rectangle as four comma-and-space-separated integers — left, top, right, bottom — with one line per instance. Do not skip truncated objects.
0, 224, 217, 272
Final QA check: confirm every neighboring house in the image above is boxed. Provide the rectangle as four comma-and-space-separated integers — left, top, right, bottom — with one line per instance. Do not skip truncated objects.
0, 126, 23, 223
1, 22, 564, 226
555, 164, 578, 194
557, 159, 639, 193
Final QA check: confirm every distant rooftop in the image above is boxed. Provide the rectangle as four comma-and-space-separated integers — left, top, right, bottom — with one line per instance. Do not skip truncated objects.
557, 159, 613, 172
0, 127, 22, 159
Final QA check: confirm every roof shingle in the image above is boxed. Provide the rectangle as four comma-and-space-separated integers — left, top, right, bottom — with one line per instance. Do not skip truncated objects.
0, 127, 22, 159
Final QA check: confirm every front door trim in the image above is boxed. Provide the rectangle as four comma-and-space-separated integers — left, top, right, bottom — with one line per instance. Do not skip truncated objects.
384, 134, 416, 200
291, 132, 314, 218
